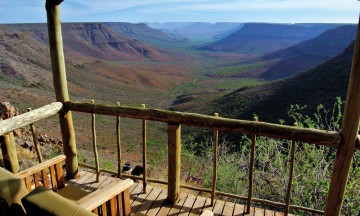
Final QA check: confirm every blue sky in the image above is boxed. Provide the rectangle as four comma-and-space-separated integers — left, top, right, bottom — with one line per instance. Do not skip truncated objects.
0, 0, 358, 24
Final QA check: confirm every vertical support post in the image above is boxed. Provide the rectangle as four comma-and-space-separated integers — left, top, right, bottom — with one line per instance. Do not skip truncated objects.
211, 113, 219, 206
91, 100, 100, 182
142, 104, 148, 194
0, 102, 19, 173
45, 0, 78, 178
285, 123, 297, 215
0, 133, 19, 173
167, 123, 181, 204
28, 108, 43, 163
247, 116, 258, 214
324, 18, 360, 215
116, 102, 122, 178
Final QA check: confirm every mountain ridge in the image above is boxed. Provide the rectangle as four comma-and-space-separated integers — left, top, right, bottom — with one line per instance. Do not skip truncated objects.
198, 23, 338, 54
259, 25, 357, 80
212, 41, 354, 123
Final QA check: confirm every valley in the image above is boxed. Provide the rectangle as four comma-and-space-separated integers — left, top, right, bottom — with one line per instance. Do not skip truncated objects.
0, 21, 357, 179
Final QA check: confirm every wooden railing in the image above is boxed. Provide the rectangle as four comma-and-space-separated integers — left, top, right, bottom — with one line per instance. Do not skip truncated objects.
0, 102, 63, 171
63, 100, 347, 215
0, 100, 359, 215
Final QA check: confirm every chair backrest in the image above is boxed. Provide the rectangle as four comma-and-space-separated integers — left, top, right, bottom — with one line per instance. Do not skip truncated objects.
0, 167, 28, 208
16, 155, 66, 192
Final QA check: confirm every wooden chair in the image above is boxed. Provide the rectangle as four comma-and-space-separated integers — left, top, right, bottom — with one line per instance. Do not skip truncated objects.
16, 155, 133, 216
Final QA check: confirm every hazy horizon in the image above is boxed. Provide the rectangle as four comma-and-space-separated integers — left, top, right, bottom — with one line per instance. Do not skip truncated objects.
0, 0, 358, 24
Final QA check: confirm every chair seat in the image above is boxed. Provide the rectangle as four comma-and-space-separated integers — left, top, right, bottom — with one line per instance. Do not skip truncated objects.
56, 184, 90, 202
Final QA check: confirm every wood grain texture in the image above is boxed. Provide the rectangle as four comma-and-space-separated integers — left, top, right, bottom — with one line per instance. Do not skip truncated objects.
77, 178, 133, 211
64, 101, 340, 146
46, 0, 78, 179
0, 102, 62, 136
167, 123, 181, 204
17, 155, 66, 178
324, 19, 360, 216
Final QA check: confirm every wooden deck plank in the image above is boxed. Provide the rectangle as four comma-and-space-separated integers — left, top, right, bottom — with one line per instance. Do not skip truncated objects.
202, 197, 214, 213
222, 201, 235, 216
68, 170, 95, 189
189, 196, 207, 216
233, 203, 245, 216
145, 188, 168, 216
135, 187, 162, 215
264, 209, 275, 216
83, 174, 109, 192
168, 192, 187, 215
132, 186, 154, 213
254, 207, 265, 216
212, 199, 225, 216
156, 198, 173, 216
246, 206, 255, 215
66, 170, 91, 185
66, 170, 293, 216
130, 183, 144, 205
131, 185, 151, 213
179, 194, 196, 216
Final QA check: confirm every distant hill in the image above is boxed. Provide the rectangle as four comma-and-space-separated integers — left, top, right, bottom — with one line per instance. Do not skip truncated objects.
260, 25, 357, 80
198, 23, 337, 54
0, 24, 193, 109
9, 23, 170, 61
211, 41, 354, 123
148, 22, 242, 41
103, 22, 187, 46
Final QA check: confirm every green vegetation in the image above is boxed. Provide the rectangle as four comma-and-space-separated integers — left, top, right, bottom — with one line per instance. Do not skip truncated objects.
181, 98, 359, 215
208, 61, 270, 77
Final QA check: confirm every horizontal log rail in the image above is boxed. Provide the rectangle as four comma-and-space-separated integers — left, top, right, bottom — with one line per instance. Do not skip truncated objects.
66, 101, 357, 215
64, 101, 340, 147
0, 102, 63, 136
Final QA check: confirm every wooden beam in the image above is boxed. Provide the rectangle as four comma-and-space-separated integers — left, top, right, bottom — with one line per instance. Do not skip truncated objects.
167, 123, 181, 204
324, 18, 360, 215
0, 102, 19, 173
46, 0, 79, 178
0, 102, 62, 136
64, 101, 340, 147
0, 133, 19, 173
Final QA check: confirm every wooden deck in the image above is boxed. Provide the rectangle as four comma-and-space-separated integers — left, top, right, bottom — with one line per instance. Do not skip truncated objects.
66, 169, 288, 216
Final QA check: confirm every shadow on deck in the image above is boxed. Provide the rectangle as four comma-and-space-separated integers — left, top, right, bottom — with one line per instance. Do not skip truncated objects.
66, 169, 290, 216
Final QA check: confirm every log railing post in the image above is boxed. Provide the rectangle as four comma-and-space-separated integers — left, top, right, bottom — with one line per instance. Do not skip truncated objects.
167, 123, 181, 204
246, 116, 258, 213
324, 18, 360, 215
0, 102, 19, 173
142, 104, 148, 194
27, 108, 43, 163
116, 102, 122, 178
211, 113, 219, 206
46, 0, 79, 178
284, 123, 297, 215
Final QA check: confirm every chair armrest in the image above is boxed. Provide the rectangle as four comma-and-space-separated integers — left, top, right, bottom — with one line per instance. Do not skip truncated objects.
22, 186, 96, 216
76, 179, 134, 215
16, 155, 66, 192
16, 155, 66, 179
